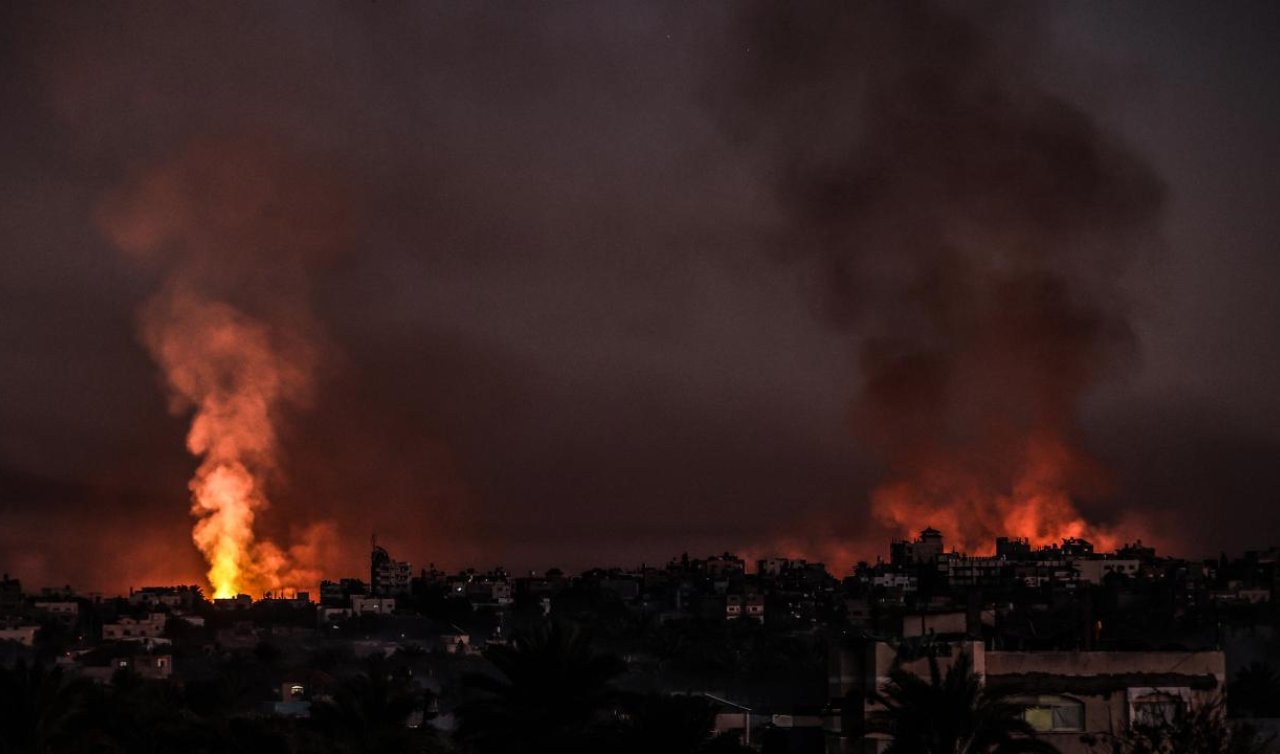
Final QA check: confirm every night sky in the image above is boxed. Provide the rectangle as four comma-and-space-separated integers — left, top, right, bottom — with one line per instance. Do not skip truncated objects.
2, 2, 1279, 593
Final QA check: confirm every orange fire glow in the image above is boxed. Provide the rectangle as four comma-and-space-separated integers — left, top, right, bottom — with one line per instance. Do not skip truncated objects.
143, 289, 315, 598
871, 430, 1117, 554
97, 139, 349, 601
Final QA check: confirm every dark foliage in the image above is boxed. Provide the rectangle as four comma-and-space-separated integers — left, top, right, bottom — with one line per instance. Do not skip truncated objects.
1229, 662, 1280, 718
1083, 699, 1277, 754
868, 650, 1060, 754
453, 621, 627, 754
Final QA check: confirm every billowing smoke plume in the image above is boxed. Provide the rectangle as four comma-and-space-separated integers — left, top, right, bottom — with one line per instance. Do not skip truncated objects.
725, 3, 1163, 552
97, 138, 350, 597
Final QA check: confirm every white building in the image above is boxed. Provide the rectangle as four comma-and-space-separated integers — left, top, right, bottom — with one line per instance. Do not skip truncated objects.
0, 625, 38, 646
1072, 559, 1140, 584
102, 613, 167, 641
352, 596, 396, 615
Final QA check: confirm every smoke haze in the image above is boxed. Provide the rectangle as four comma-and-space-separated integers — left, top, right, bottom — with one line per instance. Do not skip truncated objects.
719, 3, 1164, 552
2, 2, 1280, 591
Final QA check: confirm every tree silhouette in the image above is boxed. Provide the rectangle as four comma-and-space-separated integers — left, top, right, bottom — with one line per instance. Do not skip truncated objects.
453, 621, 627, 754
1229, 663, 1280, 718
0, 660, 92, 754
868, 650, 1060, 754
1084, 698, 1275, 754
310, 657, 442, 754
618, 693, 753, 754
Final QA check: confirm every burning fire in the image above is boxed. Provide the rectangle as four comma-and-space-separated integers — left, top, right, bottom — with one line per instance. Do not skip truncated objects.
871, 430, 1118, 555
97, 138, 348, 599
729, 6, 1163, 564
143, 290, 315, 598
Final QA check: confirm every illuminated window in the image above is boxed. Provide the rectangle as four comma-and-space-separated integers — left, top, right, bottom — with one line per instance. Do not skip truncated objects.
290, 684, 305, 698
1015, 695, 1085, 732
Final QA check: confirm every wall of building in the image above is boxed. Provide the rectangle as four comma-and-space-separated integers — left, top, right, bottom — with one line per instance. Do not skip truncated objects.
828, 641, 1226, 754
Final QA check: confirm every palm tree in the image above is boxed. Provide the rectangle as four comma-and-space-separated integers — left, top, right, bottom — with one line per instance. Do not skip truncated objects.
0, 660, 93, 754
310, 657, 441, 754
453, 621, 627, 754
868, 650, 1060, 754
79, 669, 211, 754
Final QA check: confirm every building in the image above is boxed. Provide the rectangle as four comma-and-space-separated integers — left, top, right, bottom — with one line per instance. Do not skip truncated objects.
758, 558, 794, 577
102, 613, 167, 641
129, 586, 199, 610
706, 554, 745, 578
725, 593, 765, 622
827, 638, 1227, 754
901, 610, 967, 638
0, 574, 21, 610
371, 542, 411, 596
274, 681, 312, 718
213, 594, 253, 610
890, 528, 945, 566
937, 555, 1009, 588
128, 653, 174, 680
1061, 538, 1096, 558
597, 578, 638, 602
34, 601, 80, 623
1072, 559, 1141, 584
0, 624, 38, 647
352, 596, 396, 616
320, 578, 368, 607
996, 537, 1032, 560
869, 573, 917, 592
438, 625, 471, 654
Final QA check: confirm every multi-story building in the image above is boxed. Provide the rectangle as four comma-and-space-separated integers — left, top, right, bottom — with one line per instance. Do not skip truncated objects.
726, 593, 765, 622
1072, 559, 1141, 584
705, 554, 745, 578
34, 601, 80, 623
937, 555, 1009, 588
0, 574, 22, 611
320, 578, 368, 607
351, 596, 396, 615
371, 543, 411, 596
890, 528, 945, 566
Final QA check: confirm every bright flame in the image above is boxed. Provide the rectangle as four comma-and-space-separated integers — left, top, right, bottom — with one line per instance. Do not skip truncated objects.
143, 289, 314, 598
191, 463, 259, 599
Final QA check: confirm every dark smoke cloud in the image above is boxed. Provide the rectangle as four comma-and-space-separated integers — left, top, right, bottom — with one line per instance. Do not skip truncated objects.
2, 2, 1280, 590
716, 2, 1166, 551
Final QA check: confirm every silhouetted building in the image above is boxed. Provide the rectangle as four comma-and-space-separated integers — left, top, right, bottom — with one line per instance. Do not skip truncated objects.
0, 574, 21, 610
996, 536, 1032, 560
371, 541, 411, 596
1061, 538, 1095, 557
890, 527, 945, 566
320, 578, 368, 607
